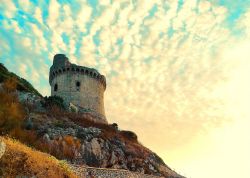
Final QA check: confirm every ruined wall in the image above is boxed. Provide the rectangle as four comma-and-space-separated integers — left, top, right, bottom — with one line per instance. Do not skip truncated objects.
70, 165, 165, 178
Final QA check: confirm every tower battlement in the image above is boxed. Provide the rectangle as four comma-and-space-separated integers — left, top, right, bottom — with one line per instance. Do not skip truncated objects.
49, 54, 107, 123
49, 54, 106, 89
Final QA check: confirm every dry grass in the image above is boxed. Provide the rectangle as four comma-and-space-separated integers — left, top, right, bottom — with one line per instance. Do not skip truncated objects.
0, 136, 77, 178
37, 136, 81, 162
0, 77, 26, 134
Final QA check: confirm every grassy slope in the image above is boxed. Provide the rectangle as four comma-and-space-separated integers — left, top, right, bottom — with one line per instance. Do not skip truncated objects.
0, 63, 42, 97
0, 136, 77, 178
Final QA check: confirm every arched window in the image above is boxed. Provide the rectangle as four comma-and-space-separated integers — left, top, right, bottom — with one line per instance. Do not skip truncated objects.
54, 83, 58, 92
76, 81, 80, 91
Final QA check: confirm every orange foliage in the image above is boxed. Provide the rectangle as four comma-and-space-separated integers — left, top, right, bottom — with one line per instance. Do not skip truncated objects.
2, 77, 17, 93
0, 78, 25, 134
0, 136, 77, 178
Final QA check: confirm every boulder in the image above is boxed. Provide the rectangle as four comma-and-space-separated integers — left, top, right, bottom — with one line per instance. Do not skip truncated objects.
69, 102, 78, 113
43, 134, 50, 142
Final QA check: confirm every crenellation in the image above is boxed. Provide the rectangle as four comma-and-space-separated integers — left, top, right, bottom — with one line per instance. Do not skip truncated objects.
49, 65, 106, 90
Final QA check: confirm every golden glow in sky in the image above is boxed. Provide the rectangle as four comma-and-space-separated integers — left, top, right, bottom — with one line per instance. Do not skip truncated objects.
112, 42, 250, 178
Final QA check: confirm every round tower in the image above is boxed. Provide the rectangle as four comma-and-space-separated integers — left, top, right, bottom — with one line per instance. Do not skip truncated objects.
49, 54, 107, 123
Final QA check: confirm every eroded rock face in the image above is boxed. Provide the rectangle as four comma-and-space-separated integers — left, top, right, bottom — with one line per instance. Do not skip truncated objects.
90, 138, 102, 157
27, 112, 183, 178
17, 91, 45, 112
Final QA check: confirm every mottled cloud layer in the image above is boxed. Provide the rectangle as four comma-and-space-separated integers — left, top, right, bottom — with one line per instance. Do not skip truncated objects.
1, 0, 250, 177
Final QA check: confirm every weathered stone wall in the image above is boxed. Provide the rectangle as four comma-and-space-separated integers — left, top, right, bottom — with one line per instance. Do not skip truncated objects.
51, 71, 106, 121
70, 165, 165, 178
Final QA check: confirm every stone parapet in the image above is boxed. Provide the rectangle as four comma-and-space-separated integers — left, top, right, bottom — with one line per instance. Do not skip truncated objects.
49, 65, 106, 90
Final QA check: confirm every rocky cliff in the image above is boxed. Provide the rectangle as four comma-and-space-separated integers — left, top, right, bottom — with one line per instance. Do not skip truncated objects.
0, 63, 184, 178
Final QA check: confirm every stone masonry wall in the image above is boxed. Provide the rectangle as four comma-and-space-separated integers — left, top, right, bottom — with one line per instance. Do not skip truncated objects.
70, 165, 164, 178
51, 71, 106, 121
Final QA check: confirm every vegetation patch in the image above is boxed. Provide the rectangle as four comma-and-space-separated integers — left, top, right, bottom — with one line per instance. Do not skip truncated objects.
42, 96, 66, 110
0, 136, 77, 178
0, 63, 41, 97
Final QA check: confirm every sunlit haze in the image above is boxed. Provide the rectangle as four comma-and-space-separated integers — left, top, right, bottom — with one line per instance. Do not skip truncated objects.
1, 0, 250, 177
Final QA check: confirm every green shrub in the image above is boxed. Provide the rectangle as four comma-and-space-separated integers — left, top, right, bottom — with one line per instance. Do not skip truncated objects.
42, 96, 65, 110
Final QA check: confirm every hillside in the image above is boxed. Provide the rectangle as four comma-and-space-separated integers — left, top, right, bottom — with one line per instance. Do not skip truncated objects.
0, 63, 184, 178
0, 63, 42, 97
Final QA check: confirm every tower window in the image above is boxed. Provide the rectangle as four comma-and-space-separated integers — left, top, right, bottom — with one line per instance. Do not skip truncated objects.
76, 81, 80, 91
54, 83, 58, 92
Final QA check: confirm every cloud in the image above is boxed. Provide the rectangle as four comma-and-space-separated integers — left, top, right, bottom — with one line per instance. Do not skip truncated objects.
1, 1, 250, 177
34, 7, 43, 24
238, 8, 250, 35
0, 1, 17, 18
75, 1, 92, 33
30, 23, 47, 52
18, 0, 32, 12
99, 0, 233, 151
0, 0, 232, 143
47, 0, 60, 28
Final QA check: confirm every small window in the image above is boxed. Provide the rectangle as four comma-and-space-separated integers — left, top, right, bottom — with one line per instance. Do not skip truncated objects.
54, 83, 58, 92
76, 81, 80, 91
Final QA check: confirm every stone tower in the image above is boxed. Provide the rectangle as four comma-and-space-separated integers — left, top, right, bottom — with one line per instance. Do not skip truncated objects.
49, 54, 107, 123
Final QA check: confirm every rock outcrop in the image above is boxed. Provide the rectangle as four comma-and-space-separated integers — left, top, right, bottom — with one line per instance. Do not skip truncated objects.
27, 111, 183, 178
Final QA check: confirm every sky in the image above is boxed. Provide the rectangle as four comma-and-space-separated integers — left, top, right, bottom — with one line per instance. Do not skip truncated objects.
0, 0, 250, 177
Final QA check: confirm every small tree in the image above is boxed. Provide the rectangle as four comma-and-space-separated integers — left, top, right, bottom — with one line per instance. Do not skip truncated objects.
0, 77, 25, 134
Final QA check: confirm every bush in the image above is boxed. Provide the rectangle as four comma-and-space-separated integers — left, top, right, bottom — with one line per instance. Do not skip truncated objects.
0, 78, 26, 134
42, 96, 65, 110
2, 77, 17, 92
120, 130, 138, 142
111, 123, 118, 130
